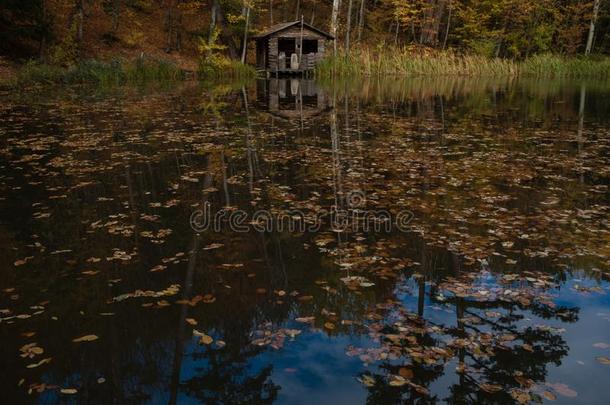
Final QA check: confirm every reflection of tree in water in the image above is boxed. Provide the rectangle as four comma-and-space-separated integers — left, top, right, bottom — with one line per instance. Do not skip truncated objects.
181, 350, 279, 403
442, 293, 577, 404
356, 259, 579, 404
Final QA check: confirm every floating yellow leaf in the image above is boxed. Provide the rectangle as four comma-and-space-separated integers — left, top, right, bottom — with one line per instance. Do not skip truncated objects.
72, 334, 99, 343
596, 356, 610, 365
542, 391, 556, 401
388, 375, 407, 387
26, 357, 52, 368
193, 329, 213, 345
480, 383, 503, 393
199, 334, 213, 345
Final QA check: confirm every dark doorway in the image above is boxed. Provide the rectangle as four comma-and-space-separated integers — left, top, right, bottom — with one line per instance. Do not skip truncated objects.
303, 40, 318, 54
278, 38, 296, 56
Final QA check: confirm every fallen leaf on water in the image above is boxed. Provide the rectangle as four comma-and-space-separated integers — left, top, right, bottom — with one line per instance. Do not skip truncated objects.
542, 391, 557, 401
284, 329, 301, 338
596, 356, 610, 365
72, 335, 99, 343
20, 343, 43, 358
199, 334, 213, 345
193, 329, 213, 345
522, 343, 534, 352
324, 322, 335, 330
510, 389, 531, 404
547, 382, 577, 398
340, 276, 375, 288
480, 383, 503, 393
358, 374, 375, 387
388, 375, 408, 387
186, 318, 197, 326
26, 357, 52, 368
60, 388, 77, 394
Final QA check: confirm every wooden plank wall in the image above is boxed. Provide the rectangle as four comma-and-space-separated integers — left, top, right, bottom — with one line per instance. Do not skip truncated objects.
268, 37, 278, 70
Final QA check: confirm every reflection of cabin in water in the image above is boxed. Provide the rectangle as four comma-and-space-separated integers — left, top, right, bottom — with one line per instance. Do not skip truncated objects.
256, 79, 330, 120
252, 20, 334, 76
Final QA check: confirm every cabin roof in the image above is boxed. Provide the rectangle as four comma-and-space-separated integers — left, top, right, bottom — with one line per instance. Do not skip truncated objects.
252, 21, 335, 40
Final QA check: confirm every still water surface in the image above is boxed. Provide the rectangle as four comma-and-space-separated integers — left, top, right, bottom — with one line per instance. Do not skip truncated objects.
0, 77, 609, 404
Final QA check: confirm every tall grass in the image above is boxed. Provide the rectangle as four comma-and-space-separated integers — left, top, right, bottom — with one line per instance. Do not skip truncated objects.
520, 54, 610, 78
13, 57, 184, 87
317, 48, 610, 79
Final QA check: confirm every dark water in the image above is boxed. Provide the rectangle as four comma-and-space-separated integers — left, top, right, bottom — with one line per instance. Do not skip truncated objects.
0, 77, 609, 404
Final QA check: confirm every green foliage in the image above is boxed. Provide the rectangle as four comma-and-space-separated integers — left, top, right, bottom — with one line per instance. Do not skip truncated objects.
198, 55, 256, 79
49, 22, 79, 66
197, 33, 255, 79
13, 57, 184, 87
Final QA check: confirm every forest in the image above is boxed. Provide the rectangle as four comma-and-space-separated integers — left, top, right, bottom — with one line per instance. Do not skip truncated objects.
1, 0, 610, 80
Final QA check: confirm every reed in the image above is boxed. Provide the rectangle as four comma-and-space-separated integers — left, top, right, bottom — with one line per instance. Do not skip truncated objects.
317, 47, 610, 79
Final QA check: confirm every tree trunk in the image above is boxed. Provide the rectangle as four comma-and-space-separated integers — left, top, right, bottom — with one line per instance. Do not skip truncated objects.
585, 0, 602, 55
175, 1, 182, 51
331, 0, 341, 55
212, 0, 239, 59
345, 0, 353, 53
166, 0, 173, 52
207, 0, 218, 56
431, 0, 446, 46
39, 0, 47, 61
76, 0, 83, 42
295, 0, 301, 21
357, 0, 365, 42
442, 0, 451, 50
269, 0, 273, 25
241, 3, 250, 63
395, 16, 400, 46
112, 0, 120, 32
419, 0, 433, 44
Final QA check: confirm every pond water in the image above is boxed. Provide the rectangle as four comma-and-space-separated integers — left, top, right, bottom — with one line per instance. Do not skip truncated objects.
0, 77, 609, 404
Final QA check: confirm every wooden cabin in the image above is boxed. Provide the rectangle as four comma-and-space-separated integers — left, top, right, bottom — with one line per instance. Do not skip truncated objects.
252, 21, 334, 76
